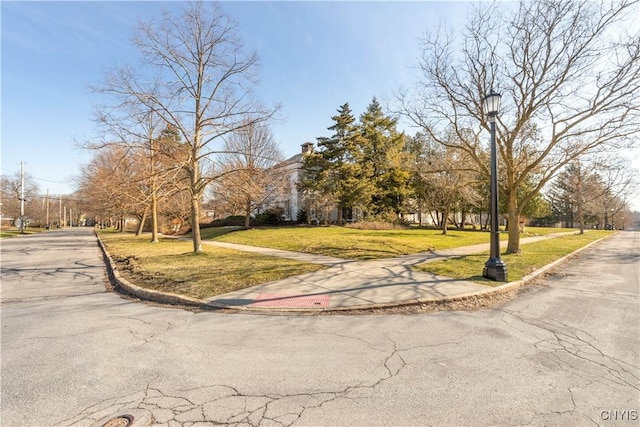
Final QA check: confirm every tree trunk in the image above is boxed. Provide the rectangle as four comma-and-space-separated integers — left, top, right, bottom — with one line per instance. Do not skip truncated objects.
441, 207, 449, 235
481, 211, 489, 230
149, 135, 159, 243
135, 207, 148, 236
151, 190, 159, 243
506, 191, 521, 254
577, 173, 585, 235
451, 212, 459, 228
189, 165, 202, 252
429, 210, 438, 226
578, 200, 585, 234
191, 195, 202, 253
244, 198, 251, 229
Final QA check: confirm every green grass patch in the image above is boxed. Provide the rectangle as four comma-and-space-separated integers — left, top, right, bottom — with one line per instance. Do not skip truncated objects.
201, 225, 579, 260
415, 230, 614, 285
0, 227, 46, 238
98, 231, 324, 299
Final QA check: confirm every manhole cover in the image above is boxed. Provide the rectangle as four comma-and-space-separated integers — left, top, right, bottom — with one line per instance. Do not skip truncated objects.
103, 415, 133, 427
250, 293, 331, 307
91, 409, 151, 427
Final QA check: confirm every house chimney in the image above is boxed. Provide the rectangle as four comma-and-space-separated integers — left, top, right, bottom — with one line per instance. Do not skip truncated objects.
301, 142, 314, 155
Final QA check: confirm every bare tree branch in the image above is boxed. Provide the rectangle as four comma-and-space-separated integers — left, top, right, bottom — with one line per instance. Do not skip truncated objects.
396, 0, 640, 252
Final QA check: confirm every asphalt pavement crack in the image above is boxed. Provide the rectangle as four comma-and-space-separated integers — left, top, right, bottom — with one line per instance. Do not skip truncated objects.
500, 309, 640, 392
115, 315, 154, 326
59, 334, 427, 427
317, 332, 389, 353
522, 382, 603, 427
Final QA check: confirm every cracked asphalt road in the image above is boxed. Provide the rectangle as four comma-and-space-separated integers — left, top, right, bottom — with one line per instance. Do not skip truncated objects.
1, 228, 638, 426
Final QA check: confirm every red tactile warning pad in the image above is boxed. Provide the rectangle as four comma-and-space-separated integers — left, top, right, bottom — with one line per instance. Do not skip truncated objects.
250, 293, 331, 307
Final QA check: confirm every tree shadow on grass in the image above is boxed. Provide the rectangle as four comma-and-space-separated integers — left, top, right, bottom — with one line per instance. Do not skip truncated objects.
197, 226, 244, 240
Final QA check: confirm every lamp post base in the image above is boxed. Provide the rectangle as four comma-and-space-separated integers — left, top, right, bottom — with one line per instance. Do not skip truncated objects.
483, 258, 508, 282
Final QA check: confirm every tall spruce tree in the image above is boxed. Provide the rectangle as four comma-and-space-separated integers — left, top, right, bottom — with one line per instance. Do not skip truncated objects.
360, 98, 411, 218
302, 103, 372, 223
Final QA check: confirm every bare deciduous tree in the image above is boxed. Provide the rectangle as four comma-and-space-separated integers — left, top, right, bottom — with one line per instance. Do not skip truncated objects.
92, 2, 276, 252
398, 0, 640, 252
77, 145, 143, 231
130, 2, 277, 252
415, 140, 481, 235
214, 121, 285, 228
590, 155, 638, 228
90, 74, 187, 242
1, 170, 40, 224
548, 159, 602, 233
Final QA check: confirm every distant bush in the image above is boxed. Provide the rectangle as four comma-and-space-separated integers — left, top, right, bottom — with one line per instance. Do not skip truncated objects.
345, 220, 410, 230
296, 208, 307, 224
254, 208, 284, 225
208, 215, 248, 227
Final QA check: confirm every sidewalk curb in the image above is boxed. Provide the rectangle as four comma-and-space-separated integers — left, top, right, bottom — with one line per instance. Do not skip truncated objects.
96, 233, 226, 310
96, 231, 614, 314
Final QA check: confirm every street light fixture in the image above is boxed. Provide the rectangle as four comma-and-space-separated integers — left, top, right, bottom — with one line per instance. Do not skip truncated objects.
482, 89, 507, 282
610, 208, 615, 230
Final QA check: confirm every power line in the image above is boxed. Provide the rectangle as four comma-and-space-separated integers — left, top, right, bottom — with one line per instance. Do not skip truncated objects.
33, 177, 69, 184
22, 195, 83, 203
1, 167, 70, 185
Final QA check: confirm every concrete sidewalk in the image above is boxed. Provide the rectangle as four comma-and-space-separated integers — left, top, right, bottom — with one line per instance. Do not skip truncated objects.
195, 231, 583, 310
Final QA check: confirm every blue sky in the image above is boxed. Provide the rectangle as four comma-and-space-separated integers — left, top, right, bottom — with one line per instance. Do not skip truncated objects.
2, 1, 464, 196
2, 1, 639, 210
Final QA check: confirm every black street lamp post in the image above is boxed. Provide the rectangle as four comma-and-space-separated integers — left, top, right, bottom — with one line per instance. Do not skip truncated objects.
483, 89, 508, 282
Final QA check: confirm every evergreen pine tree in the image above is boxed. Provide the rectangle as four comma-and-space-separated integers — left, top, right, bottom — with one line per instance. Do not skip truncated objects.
360, 97, 411, 218
302, 103, 373, 223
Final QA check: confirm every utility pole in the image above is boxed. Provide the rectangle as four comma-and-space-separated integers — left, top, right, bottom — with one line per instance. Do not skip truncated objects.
19, 161, 25, 234
45, 188, 50, 229
59, 195, 62, 228
63, 206, 67, 228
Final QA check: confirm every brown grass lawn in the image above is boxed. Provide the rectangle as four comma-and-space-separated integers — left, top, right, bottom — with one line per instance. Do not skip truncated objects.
98, 231, 324, 299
